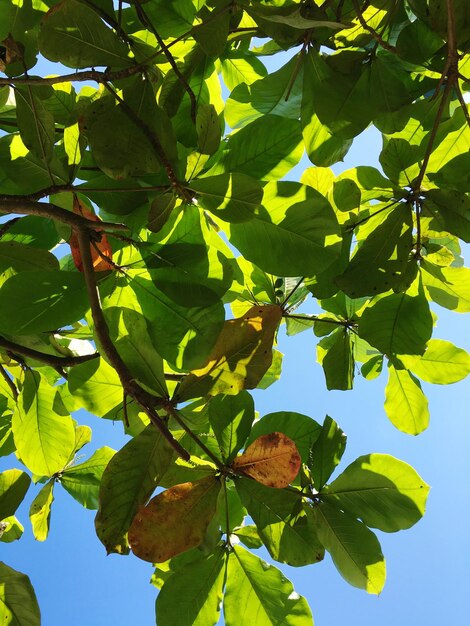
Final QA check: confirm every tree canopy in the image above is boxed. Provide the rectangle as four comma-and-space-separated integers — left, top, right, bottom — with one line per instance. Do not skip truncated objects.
0, 0, 469, 624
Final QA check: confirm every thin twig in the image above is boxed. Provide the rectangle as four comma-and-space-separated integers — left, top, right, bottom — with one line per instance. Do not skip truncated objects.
280, 277, 305, 309
284, 313, 356, 328
352, 0, 397, 52
347, 199, 399, 231
165, 403, 226, 471
0, 363, 18, 401
133, 0, 197, 122
0, 336, 99, 367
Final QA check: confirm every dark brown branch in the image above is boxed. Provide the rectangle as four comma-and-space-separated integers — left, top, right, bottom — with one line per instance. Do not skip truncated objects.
0, 363, 18, 401
75, 227, 189, 460
81, 0, 135, 48
352, 0, 397, 53
133, 0, 197, 122
0, 198, 129, 232
0, 336, 99, 367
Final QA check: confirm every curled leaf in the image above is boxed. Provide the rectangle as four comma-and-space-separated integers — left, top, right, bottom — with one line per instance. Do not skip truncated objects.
128, 476, 220, 563
69, 195, 114, 272
232, 432, 301, 488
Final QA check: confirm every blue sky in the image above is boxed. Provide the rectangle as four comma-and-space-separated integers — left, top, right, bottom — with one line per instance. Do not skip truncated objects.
1, 49, 469, 626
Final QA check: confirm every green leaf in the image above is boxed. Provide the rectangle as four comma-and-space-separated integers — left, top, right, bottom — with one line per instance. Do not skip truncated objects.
208, 391, 255, 463
224, 545, 313, 626
317, 328, 354, 390
38, 0, 131, 69
324, 454, 429, 532
336, 203, 414, 298
104, 307, 168, 398
156, 548, 226, 626
220, 52, 267, 91
0, 562, 41, 626
0, 270, 88, 335
309, 415, 347, 490
358, 279, 433, 356
220, 115, 303, 181
400, 339, 470, 384
60, 446, 115, 509
0, 469, 31, 520
225, 56, 303, 129
225, 181, 341, 277
15, 85, 55, 162
12, 370, 76, 476
29, 479, 54, 542
384, 361, 430, 434
301, 50, 353, 166
129, 269, 225, 370
236, 478, 324, 567
0, 516, 24, 543
196, 103, 221, 155
0, 241, 59, 279
421, 261, 470, 312
68, 358, 123, 420
246, 411, 322, 466
190, 173, 263, 222
424, 189, 470, 243
95, 424, 173, 554
313, 502, 386, 594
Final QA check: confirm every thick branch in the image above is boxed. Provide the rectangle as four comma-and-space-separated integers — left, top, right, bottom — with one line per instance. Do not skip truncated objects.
0, 336, 99, 367
76, 227, 189, 460
0, 199, 129, 232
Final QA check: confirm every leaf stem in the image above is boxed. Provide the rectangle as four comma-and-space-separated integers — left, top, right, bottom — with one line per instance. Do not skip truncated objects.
0, 363, 18, 401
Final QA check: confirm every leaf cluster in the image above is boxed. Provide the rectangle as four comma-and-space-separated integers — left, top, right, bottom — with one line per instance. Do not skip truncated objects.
0, 0, 469, 624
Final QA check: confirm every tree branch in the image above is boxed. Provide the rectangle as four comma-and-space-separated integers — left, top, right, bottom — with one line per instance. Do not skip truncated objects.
0, 336, 99, 367
351, 0, 397, 53
0, 198, 129, 232
75, 227, 190, 460
0, 363, 18, 401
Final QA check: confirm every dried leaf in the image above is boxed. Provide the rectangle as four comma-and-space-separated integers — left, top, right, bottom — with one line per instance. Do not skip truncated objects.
176, 304, 282, 400
128, 476, 220, 563
232, 432, 301, 488
70, 195, 114, 272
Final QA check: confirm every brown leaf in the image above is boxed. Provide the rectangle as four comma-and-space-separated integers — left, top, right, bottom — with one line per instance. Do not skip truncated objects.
176, 304, 282, 401
232, 432, 301, 488
69, 195, 114, 272
128, 476, 220, 563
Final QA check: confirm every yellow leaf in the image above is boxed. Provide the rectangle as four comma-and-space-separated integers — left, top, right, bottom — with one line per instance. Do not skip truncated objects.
128, 476, 220, 563
232, 432, 301, 488
176, 304, 282, 400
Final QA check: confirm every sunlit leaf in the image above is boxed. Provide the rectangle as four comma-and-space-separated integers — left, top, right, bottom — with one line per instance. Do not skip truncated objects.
0, 562, 40, 626
224, 546, 313, 626
323, 453, 430, 531
29, 479, 54, 542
